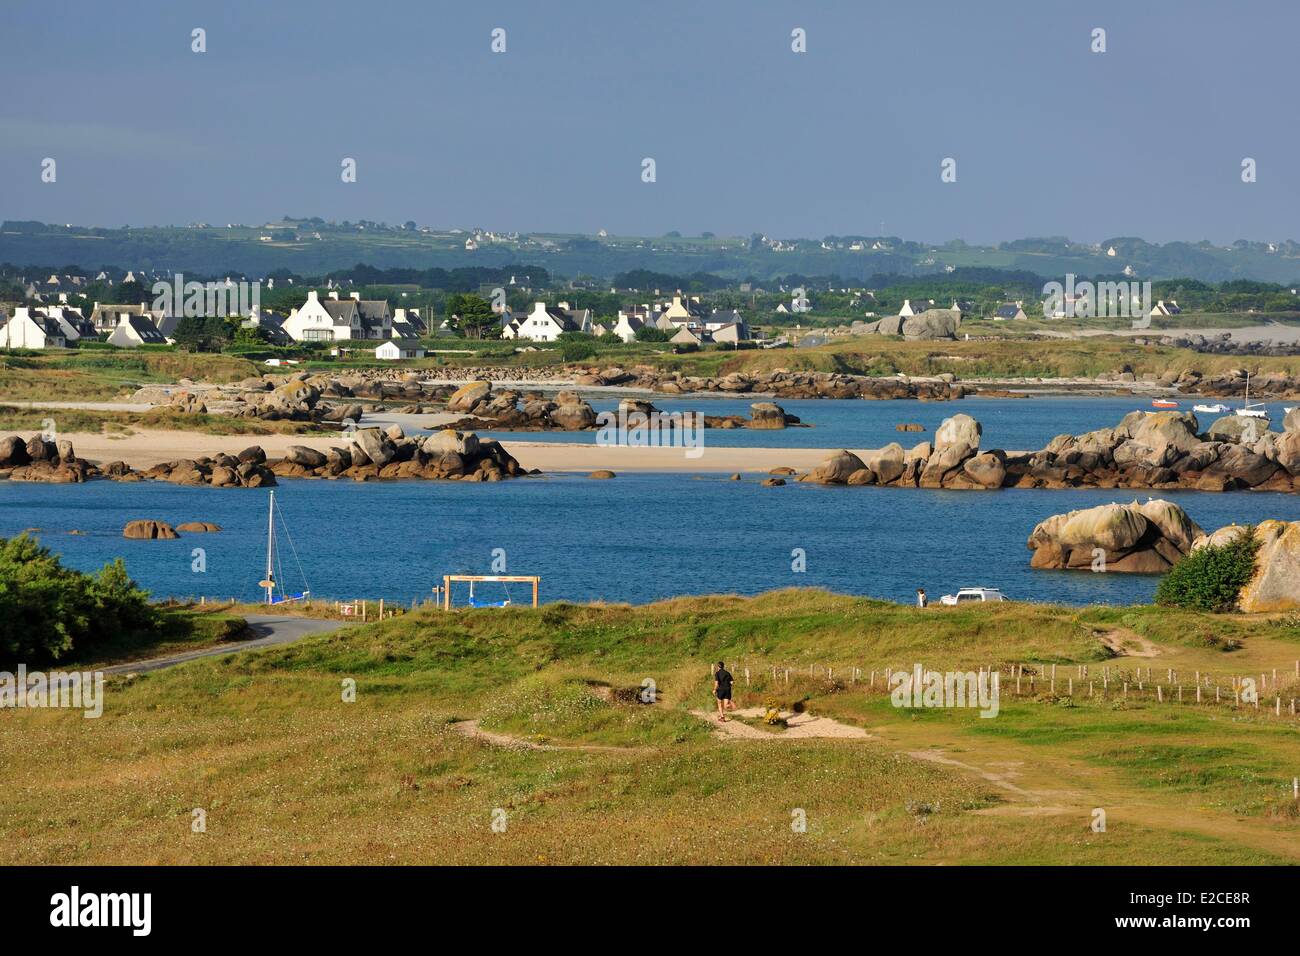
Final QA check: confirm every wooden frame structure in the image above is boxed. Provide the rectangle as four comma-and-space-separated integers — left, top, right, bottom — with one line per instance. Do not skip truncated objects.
442, 575, 540, 610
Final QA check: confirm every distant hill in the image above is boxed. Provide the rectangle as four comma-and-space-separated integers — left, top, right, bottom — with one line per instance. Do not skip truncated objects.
3, 220, 1300, 285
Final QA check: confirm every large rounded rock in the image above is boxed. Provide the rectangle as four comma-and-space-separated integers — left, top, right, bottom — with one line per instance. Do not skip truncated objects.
1237, 520, 1300, 612
808, 450, 867, 484
0, 435, 31, 467
748, 402, 788, 430
1205, 443, 1277, 486
284, 445, 327, 468
272, 380, 320, 407
1028, 500, 1200, 572
1058, 502, 1148, 552
26, 436, 55, 462
176, 522, 222, 532
123, 519, 179, 540
1285, 407, 1300, 433
1276, 431, 1300, 475
351, 428, 396, 467
962, 451, 1007, 489
934, 414, 981, 453
422, 429, 481, 458
1137, 499, 1205, 552
1130, 411, 1200, 455
901, 309, 960, 340
550, 400, 597, 430
447, 380, 491, 412
919, 441, 973, 488
864, 443, 906, 485
1205, 416, 1265, 444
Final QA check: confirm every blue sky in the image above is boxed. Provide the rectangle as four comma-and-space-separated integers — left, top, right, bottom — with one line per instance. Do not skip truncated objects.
3, 0, 1297, 244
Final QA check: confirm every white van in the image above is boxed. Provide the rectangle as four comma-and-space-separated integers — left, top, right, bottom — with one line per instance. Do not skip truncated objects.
940, 587, 1008, 606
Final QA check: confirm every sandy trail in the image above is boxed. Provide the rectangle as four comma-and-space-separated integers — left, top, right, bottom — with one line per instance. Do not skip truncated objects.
689, 707, 872, 740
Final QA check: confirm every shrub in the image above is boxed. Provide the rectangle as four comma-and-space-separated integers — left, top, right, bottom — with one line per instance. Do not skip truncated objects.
0, 534, 160, 664
1155, 531, 1259, 612
561, 339, 597, 362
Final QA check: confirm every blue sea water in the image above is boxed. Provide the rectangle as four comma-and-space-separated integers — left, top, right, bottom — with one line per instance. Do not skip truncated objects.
475, 394, 1292, 452
3, 472, 1296, 609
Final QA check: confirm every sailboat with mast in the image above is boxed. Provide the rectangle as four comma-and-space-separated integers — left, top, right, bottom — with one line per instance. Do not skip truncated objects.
1234, 372, 1270, 421
258, 490, 312, 605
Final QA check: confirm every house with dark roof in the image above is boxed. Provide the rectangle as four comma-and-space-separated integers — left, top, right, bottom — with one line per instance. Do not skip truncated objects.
106, 313, 167, 347
654, 293, 709, 330
375, 339, 425, 360
502, 302, 593, 342
45, 305, 96, 341
89, 302, 149, 334
993, 303, 1027, 321
282, 290, 393, 341
0, 308, 69, 349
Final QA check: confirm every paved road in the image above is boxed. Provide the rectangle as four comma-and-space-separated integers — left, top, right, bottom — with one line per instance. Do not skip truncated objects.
102, 614, 351, 675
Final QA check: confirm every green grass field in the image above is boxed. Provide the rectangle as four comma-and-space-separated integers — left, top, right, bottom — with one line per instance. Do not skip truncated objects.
3, 590, 1298, 865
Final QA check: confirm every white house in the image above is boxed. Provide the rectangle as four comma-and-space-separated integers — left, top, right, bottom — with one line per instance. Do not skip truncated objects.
612, 311, 646, 343
283, 290, 393, 342
993, 302, 1027, 321
1150, 299, 1182, 317
89, 302, 149, 335
502, 302, 592, 341
375, 339, 425, 360
0, 308, 68, 349
43, 305, 95, 341
898, 299, 932, 317
106, 313, 167, 347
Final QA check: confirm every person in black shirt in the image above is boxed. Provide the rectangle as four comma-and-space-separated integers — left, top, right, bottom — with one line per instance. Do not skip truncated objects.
713, 661, 735, 721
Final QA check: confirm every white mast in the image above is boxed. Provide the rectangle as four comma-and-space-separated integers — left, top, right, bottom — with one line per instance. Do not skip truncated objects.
265, 490, 275, 604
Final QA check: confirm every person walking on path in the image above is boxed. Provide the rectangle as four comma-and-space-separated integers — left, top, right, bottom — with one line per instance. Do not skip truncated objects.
713, 661, 735, 721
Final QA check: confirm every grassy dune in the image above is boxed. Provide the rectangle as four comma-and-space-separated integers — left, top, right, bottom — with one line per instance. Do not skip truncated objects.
2, 590, 1298, 865
0, 351, 258, 401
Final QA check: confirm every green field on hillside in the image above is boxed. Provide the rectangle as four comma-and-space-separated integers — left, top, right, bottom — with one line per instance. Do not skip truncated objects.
3, 591, 1297, 865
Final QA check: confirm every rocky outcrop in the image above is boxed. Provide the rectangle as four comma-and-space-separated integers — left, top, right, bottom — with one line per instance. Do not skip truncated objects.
265, 429, 528, 482
807, 450, 867, 484
123, 520, 180, 540
1191, 520, 1300, 612
901, 309, 962, 341
800, 410, 1300, 492
1027, 500, 1204, 573
176, 522, 222, 532
747, 402, 791, 429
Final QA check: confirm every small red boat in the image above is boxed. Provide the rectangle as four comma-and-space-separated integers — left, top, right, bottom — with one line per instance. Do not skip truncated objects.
1151, 399, 1179, 409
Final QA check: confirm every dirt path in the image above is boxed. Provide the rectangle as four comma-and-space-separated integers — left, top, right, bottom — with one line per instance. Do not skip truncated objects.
871, 717, 1300, 862
450, 719, 645, 753
689, 707, 872, 740
1098, 628, 1162, 658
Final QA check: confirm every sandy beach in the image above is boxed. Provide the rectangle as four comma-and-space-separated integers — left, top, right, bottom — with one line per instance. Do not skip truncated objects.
52, 428, 837, 474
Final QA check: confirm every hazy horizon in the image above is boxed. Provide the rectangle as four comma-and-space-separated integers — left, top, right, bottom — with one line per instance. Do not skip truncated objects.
5, 0, 1298, 245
